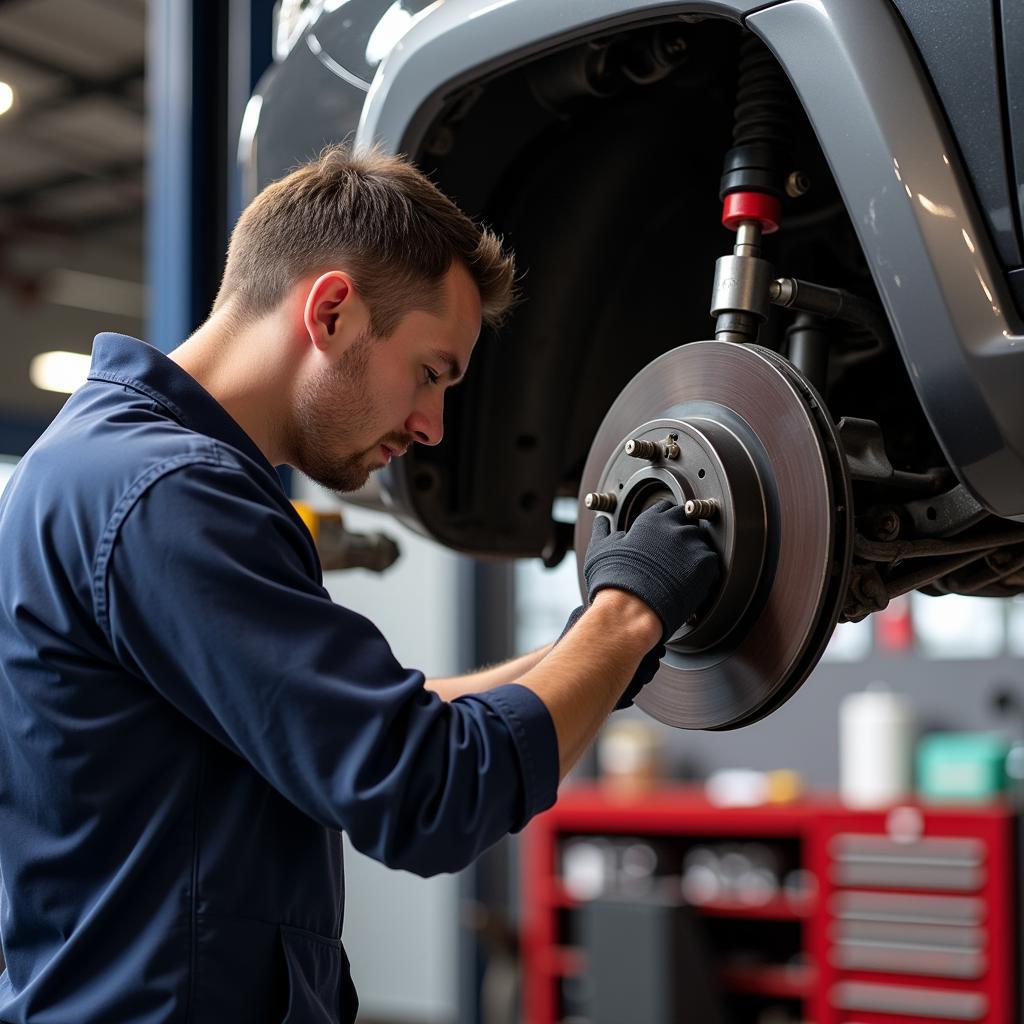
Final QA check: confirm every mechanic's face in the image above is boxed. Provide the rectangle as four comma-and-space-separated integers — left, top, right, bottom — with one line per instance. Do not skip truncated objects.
291, 262, 481, 493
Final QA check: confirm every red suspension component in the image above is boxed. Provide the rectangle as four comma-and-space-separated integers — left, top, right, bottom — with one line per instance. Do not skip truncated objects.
722, 191, 781, 233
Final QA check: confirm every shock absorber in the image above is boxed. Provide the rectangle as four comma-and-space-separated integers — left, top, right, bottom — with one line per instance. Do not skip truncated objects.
710, 34, 793, 343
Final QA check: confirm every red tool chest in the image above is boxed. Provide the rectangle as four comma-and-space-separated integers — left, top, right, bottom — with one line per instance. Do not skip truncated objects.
521, 786, 1017, 1024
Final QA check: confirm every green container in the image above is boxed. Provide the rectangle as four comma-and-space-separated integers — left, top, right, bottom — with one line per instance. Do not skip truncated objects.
916, 732, 1011, 803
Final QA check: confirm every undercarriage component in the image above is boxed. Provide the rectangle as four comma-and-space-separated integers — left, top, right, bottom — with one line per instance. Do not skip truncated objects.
719, 32, 790, 208
711, 30, 789, 344
785, 313, 830, 393
843, 524, 1024, 618
769, 277, 892, 348
575, 341, 852, 731
838, 417, 950, 492
292, 502, 401, 573
710, 221, 774, 343
903, 484, 987, 537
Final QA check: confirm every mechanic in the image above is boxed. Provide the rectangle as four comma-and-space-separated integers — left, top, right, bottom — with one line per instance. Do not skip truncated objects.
0, 145, 718, 1023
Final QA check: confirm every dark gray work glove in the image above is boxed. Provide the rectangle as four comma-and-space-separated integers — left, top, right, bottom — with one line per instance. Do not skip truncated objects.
555, 606, 665, 709
583, 499, 720, 643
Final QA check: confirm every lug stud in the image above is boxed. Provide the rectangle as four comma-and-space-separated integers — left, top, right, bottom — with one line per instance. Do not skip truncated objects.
624, 438, 659, 460
584, 491, 617, 512
684, 498, 719, 520
625, 435, 682, 460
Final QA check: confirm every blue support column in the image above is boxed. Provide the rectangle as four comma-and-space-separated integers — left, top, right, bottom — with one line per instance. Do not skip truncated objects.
461, 560, 517, 1024
227, 0, 276, 228
146, 0, 197, 353
147, 0, 274, 354
146, 0, 285, 485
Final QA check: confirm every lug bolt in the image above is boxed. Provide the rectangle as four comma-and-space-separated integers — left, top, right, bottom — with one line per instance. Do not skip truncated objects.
684, 498, 719, 520
870, 508, 901, 542
625, 438, 660, 460
584, 491, 617, 512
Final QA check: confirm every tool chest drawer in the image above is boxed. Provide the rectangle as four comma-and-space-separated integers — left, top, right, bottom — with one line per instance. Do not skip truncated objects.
808, 806, 1015, 1024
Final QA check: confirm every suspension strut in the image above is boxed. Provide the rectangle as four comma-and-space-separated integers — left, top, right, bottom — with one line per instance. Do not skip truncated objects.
710, 33, 792, 344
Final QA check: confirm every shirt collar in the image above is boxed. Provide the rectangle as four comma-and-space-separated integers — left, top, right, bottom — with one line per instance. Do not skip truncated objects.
87, 333, 278, 477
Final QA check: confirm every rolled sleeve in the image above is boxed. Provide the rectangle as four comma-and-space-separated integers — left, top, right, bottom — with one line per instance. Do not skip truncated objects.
94, 456, 556, 876
468, 684, 558, 828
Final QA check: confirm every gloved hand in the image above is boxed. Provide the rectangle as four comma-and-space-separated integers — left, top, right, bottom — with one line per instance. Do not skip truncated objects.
555, 605, 665, 709
583, 499, 720, 643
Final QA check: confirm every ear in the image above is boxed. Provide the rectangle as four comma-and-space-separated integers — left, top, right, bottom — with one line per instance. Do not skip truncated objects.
302, 271, 355, 352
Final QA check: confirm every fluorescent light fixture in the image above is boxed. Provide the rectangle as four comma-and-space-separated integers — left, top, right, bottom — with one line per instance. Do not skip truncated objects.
30, 351, 91, 394
0, 82, 13, 116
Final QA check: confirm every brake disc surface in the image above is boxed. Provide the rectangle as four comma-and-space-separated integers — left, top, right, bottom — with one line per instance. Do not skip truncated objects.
575, 341, 852, 730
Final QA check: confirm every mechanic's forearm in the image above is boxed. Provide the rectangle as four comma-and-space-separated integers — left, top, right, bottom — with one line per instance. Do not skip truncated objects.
518, 590, 660, 778
425, 645, 551, 701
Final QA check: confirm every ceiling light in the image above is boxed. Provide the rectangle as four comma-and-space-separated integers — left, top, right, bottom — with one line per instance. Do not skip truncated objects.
0, 82, 14, 117
30, 351, 91, 395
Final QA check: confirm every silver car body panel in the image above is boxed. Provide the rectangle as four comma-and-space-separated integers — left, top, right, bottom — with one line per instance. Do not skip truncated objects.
357, 0, 758, 153
306, 0, 440, 87
241, 0, 413, 199
242, 34, 367, 199
889, 0, 1020, 268
751, 0, 1024, 519
356, 0, 1024, 519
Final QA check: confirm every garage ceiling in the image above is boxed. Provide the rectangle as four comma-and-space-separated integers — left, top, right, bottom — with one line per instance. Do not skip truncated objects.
0, 0, 146, 433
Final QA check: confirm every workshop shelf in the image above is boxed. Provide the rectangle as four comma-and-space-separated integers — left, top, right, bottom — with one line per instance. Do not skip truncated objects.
522, 784, 1016, 1024
552, 881, 812, 919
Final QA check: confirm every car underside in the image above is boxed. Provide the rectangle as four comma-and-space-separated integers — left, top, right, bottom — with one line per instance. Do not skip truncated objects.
398, 20, 1023, 583
251, 1, 1024, 728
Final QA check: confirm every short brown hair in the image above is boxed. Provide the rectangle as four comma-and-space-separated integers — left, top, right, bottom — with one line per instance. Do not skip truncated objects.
214, 145, 516, 334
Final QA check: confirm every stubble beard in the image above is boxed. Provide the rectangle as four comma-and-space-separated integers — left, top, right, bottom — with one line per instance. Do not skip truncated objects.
289, 331, 383, 494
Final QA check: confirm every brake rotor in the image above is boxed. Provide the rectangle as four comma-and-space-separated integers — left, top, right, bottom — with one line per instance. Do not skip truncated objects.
575, 341, 852, 730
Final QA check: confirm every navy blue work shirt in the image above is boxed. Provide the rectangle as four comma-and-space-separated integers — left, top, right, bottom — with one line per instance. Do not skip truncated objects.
0, 334, 559, 1023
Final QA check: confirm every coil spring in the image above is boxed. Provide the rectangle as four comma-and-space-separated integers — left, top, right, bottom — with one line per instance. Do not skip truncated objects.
732, 33, 792, 149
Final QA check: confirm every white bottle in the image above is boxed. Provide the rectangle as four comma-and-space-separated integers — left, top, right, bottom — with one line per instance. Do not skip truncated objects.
839, 685, 915, 807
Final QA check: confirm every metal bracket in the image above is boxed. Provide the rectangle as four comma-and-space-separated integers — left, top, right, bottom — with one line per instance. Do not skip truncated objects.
837, 417, 893, 481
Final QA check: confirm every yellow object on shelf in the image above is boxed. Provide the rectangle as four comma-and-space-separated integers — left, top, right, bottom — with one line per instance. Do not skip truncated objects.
289, 500, 400, 573
705, 768, 804, 806
764, 769, 803, 804
291, 500, 320, 541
